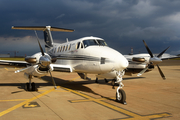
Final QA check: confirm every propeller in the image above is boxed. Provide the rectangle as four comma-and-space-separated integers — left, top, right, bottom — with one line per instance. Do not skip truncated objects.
34, 31, 57, 89
137, 40, 170, 80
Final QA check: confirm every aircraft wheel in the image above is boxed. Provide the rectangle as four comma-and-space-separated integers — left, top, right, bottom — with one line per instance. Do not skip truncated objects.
25, 83, 30, 91
95, 78, 99, 83
116, 89, 127, 105
112, 79, 116, 89
31, 82, 36, 91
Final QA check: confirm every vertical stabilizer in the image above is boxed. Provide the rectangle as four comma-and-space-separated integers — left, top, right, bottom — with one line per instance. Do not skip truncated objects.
44, 26, 54, 52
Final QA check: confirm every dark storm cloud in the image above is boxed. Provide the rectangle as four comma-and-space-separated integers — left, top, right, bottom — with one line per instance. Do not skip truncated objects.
0, 0, 180, 55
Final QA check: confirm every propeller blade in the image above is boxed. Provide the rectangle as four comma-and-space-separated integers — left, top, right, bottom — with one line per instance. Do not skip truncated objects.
15, 66, 31, 73
157, 46, 170, 58
137, 66, 149, 77
34, 31, 45, 56
157, 65, 166, 80
143, 40, 153, 58
49, 70, 57, 89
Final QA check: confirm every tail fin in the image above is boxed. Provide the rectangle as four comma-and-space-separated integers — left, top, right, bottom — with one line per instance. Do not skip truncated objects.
43, 26, 54, 51
12, 26, 74, 52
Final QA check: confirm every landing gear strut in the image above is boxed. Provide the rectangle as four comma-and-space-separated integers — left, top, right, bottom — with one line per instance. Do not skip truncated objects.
25, 75, 36, 91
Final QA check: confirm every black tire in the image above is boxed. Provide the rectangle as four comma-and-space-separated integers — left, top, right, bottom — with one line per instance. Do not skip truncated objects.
116, 89, 126, 104
112, 79, 116, 89
31, 82, 36, 91
25, 83, 30, 91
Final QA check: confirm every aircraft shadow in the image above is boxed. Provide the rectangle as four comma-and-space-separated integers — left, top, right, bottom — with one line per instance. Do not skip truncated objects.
0, 76, 146, 103
42, 76, 104, 97
0, 76, 115, 102
123, 77, 145, 80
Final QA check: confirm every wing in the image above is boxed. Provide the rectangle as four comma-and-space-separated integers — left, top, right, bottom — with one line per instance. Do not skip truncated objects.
160, 54, 180, 60
0, 60, 29, 66
0, 60, 73, 73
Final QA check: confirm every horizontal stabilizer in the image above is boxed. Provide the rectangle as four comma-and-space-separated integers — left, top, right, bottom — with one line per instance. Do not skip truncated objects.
12, 26, 74, 32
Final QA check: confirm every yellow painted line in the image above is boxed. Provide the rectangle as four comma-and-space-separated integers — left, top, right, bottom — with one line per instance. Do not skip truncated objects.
4, 68, 8, 71
68, 76, 80, 82
0, 99, 28, 102
62, 86, 139, 117
38, 90, 69, 92
0, 86, 60, 117
120, 113, 171, 120
70, 97, 115, 103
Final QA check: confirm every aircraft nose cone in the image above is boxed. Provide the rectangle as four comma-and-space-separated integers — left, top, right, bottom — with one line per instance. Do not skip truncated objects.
121, 57, 129, 69
114, 52, 129, 71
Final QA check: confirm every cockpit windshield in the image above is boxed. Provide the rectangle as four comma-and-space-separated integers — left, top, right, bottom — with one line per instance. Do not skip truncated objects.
83, 39, 108, 48
96, 40, 107, 46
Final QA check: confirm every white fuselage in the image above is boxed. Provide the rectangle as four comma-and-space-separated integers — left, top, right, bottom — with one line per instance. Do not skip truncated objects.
48, 37, 129, 76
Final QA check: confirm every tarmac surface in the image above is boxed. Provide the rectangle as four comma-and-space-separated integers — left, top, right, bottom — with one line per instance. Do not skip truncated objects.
0, 60, 179, 120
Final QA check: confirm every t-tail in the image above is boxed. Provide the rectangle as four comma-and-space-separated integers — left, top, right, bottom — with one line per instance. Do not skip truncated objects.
12, 26, 74, 52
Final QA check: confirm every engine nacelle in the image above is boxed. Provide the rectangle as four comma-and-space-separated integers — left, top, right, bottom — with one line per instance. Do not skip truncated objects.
25, 56, 37, 63
30, 52, 52, 64
132, 57, 145, 62
23, 64, 53, 79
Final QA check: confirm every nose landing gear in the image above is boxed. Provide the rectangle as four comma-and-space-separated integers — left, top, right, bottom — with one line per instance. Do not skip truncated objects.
114, 70, 127, 105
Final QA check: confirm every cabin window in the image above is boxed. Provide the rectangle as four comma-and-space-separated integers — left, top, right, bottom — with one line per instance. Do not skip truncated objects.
62, 46, 65, 52
59, 46, 62, 52
68, 44, 71, 50
58, 47, 60, 52
65, 45, 68, 51
76, 42, 81, 49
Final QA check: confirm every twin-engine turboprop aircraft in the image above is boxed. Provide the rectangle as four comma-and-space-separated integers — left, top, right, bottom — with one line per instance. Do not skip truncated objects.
0, 26, 178, 104
0, 26, 129, 104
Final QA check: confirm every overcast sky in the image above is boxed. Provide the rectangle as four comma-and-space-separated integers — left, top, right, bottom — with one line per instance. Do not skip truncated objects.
0, 0, 180, 56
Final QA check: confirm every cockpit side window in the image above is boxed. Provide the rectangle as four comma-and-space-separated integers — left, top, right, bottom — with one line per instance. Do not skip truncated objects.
81, 42, 83, 48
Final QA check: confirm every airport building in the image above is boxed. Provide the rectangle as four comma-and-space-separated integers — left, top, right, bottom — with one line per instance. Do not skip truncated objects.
0, 54, 10, 58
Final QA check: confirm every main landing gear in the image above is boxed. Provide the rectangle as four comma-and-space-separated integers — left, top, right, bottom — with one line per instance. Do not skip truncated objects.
25, 75, 36, 91
95, 78, 108, 83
